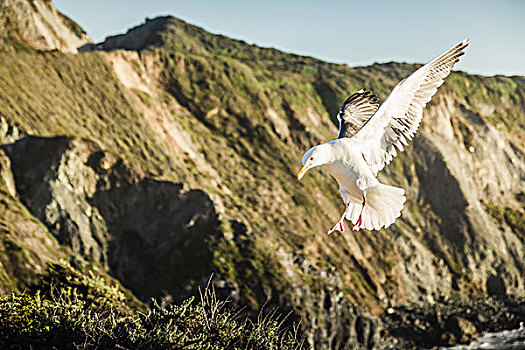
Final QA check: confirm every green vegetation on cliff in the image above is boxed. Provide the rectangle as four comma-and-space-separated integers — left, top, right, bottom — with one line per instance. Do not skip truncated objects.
483, 201, 525, 239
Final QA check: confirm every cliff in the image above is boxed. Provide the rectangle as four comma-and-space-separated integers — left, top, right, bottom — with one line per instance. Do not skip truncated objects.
0, 8, 523, 349
0, 0, 91, 52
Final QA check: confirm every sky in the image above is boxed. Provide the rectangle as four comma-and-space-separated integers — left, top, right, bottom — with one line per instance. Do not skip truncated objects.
53, 0, 525, 76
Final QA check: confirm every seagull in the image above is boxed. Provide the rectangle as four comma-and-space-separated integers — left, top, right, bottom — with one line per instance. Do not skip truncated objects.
297, 39, 469, 233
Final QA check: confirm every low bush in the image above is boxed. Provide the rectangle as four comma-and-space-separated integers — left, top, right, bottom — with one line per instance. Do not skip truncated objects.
0, 263, 302, 349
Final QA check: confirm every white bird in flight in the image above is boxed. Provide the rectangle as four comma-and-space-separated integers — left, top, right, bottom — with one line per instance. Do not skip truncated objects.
297, 39, 469, 233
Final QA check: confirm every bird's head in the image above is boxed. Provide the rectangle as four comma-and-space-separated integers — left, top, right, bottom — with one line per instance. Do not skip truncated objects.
297, 143, 334, 180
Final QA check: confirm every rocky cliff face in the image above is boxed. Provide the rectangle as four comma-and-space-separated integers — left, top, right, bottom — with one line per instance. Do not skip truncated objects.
2, 135, 226, 302
0, 12, 523, 349
0, 0, 91, 52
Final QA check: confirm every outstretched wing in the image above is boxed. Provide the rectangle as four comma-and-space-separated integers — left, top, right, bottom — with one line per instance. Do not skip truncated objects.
337, 89, 379, 139
352, 39, 469, 175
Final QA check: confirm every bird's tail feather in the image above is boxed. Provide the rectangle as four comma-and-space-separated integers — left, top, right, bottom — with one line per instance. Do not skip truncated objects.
346, 183, 405, 231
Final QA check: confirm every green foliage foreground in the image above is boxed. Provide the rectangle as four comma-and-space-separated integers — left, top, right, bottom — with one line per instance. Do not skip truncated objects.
0, 263, 301, 350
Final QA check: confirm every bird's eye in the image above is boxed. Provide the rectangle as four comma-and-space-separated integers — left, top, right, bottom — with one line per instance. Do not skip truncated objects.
310, 157, 314, 161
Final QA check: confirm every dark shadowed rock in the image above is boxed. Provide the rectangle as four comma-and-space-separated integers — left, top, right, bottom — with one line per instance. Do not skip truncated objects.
487, 274, 507, 297
446, 316, 478, 344
2, 135, 223, 302
380, 297, 525, 348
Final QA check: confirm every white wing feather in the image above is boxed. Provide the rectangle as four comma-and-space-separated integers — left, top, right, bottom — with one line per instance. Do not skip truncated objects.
353, 39, 469, 175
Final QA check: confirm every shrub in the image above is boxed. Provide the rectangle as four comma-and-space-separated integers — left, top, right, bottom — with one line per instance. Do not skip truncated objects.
32, 262, 140, 315
0, 263, 302, 349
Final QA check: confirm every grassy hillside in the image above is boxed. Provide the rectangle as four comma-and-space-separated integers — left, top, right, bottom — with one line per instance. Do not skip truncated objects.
0, 14, 523, 348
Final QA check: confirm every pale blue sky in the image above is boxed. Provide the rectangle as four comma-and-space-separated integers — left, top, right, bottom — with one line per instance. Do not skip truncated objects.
53, 0, 524, 76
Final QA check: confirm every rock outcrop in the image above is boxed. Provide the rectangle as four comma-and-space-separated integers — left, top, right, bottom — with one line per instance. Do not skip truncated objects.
91, 17, 172, 51
380, 297, 525, 348
0, 149, 69, 294
0, 0, 91, 52
2, 136, 223, 301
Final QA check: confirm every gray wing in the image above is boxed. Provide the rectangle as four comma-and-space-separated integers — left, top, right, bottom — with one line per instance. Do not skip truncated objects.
352, 39, 469, 175
337, 89, 379, 139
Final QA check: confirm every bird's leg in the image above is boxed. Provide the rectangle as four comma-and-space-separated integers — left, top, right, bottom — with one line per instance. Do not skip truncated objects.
328, 202, 350, 234
352, 198, 366, 231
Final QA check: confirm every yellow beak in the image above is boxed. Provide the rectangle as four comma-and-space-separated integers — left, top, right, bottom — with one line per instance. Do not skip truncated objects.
297, 165, 309, 180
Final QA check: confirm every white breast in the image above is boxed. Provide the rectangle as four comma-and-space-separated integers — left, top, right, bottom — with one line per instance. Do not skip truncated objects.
326, 160, 360, 196
326, 139, 379, 194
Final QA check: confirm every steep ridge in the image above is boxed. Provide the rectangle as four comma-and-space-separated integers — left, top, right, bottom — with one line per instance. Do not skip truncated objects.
0, 12, 523, 349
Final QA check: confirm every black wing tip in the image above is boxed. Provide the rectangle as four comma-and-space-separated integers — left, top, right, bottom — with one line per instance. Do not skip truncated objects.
342, 89, 379, 107
455, 38, 469, 52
